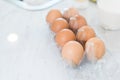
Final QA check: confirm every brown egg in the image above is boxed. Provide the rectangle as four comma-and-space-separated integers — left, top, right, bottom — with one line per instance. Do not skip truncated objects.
69, 15, 87, 32
62, 41, 84, 66
50, 18, 69, 33
63, 7, 79, 21
85, 37, 105, 62
55, 29, 76, 47
46, 9, 62, 25
76, 26, 96, 42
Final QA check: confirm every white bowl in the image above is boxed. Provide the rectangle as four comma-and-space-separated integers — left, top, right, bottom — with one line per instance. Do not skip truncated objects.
5, 0, 61, 10
97, 0, 120, 30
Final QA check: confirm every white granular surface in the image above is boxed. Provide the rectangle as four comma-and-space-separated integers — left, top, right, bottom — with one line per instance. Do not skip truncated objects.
0, 0, 120, 80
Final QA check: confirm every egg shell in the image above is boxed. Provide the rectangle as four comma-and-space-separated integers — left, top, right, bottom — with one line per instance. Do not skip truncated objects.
50, 18, 69, 33
69, 15, 87, 32
55, 29, 76, 47
85, 37, 106, 62
76, 26, 96, 42
62, 41, 84, 66
46, 9, 62, 25
63, 7, 79, 21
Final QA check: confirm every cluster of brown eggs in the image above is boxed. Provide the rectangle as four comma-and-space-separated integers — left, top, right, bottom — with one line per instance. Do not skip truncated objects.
46, 7, 105, 66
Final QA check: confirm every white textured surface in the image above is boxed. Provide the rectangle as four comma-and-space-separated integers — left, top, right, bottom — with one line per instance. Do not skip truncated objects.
0, 0, 120, 80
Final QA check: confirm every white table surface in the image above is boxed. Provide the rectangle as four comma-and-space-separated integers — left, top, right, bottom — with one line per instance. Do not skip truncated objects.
0, 0, 120, 80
